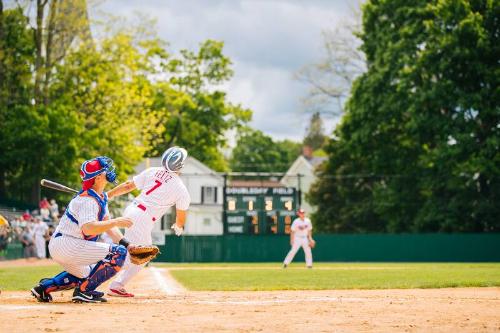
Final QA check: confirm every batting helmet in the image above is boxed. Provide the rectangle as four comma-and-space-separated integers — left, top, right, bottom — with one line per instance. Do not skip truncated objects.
161, 147, 188, 172
80, 156, 117, 190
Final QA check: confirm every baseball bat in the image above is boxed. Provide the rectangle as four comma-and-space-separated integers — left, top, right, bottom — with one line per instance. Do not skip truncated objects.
40, 179, 78, 194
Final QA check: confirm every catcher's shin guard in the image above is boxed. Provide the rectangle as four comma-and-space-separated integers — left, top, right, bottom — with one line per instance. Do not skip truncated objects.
80, 244, 127, 292
40, 271, 84, 292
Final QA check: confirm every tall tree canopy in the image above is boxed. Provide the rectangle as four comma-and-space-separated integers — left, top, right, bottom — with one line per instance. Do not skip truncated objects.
0, 1, 251, 205
309, 0, 499, 233
230, 129, 301, 173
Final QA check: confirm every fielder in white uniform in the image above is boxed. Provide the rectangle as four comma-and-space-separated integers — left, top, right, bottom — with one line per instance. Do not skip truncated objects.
283, 209, 314, 268
106, 146, 191, 297
33, 218, 49, 259
31, 156, 136, 303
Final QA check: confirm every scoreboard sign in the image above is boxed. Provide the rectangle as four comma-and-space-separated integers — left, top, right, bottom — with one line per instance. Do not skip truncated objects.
223, 187, 297, 235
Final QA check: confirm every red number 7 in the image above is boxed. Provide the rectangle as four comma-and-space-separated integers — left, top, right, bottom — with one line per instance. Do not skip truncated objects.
146, 180, 162, 195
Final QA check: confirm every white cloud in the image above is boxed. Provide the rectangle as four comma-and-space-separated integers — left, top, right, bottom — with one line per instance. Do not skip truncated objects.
90, 0, 354, 141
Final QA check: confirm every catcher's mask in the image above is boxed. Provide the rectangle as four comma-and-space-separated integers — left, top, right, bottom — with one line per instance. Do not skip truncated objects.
80, 156, 117, 186
162, 146, 188, 172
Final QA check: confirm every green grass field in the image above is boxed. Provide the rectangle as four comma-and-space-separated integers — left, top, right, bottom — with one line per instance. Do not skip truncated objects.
1, 263, 499, 291
163, 263, 500, 291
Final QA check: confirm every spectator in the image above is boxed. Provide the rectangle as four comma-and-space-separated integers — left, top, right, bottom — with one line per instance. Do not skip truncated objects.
49, 199, 59, 222
20, 225, 36, 259
33, 217, 49, 259
0, 225, 8, 259
45, 225, 55, 259
40, 206, 51, 222
39, 197, 50, 210
0, 214, 9, 227
22, 210, 32, 221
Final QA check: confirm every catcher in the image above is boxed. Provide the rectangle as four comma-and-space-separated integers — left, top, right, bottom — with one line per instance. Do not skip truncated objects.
283, 208, 315, 269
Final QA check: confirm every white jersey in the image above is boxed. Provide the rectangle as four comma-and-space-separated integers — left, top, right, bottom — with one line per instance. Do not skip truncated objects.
33, 221, 48, 238
132, 167, 191, 218
55, 194, 109, 240
291, 217, 312, 237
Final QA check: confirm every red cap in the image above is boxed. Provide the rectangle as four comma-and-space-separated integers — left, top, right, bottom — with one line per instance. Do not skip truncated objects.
80, 159, 103, 190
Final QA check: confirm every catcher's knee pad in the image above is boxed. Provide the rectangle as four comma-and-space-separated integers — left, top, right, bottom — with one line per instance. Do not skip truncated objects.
108, 244, 127, 268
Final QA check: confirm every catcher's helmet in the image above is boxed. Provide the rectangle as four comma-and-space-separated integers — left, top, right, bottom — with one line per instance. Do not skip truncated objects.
80, 156, 117, 185
162, 147, 188, 172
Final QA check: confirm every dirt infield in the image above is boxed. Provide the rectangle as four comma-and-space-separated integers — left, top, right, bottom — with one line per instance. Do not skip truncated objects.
0, 263, 499, 332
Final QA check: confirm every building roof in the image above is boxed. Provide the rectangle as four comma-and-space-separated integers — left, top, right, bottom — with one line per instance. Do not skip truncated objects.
229, 179, 283, 188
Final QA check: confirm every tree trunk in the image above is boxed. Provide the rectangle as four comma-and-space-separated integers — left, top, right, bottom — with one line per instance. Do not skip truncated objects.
34, 0, 47, 106
44, 0, 58, 106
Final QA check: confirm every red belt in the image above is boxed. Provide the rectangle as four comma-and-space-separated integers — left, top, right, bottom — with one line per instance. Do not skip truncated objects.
136, 203, 156, 222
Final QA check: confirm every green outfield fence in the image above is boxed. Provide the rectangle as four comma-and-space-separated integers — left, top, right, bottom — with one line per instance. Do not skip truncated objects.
3, 234, 499, 262
155, 234, 500, 262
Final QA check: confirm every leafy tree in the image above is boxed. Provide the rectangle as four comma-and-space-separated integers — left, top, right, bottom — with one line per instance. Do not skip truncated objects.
309, 0, 499, 233
230, 129, 301, 173
149, 40, 251, 171
303, 112, 327, 150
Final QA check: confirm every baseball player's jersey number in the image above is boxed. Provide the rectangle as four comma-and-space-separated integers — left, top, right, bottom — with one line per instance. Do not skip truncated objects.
146, 180, 162, 195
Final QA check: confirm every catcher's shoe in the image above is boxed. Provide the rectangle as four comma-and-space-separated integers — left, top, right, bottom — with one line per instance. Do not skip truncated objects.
31, 284, 53, 303
72, 287, 107, 303
108, 287, 134, 298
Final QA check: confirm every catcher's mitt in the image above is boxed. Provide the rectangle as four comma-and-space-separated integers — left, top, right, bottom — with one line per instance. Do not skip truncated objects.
129, 245, 160, 265
309, 239, 316, 249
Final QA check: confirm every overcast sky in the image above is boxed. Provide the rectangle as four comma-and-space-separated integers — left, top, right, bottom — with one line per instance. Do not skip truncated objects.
90, 0, 358, 142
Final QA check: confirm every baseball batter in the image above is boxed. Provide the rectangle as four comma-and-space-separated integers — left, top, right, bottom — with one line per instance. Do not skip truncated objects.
106, 146, 191, 297
283, 208, 314, 268
31, 156, 137, 303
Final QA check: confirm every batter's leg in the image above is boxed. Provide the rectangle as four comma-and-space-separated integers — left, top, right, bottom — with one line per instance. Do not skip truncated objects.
109, 206, 152, 296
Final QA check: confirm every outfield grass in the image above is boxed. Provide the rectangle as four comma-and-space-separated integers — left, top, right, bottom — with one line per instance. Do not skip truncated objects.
1, 262, 499, 291
0, 265, 61, 291
162, 263, 500, 291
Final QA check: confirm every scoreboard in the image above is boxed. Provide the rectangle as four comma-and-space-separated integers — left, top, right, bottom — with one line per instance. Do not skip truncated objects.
223, 187, 297, 235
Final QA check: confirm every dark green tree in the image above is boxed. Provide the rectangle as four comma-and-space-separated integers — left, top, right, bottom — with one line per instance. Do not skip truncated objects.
309, 0, 499, 233
230, 129, 301, 173
303, 112, 327, 150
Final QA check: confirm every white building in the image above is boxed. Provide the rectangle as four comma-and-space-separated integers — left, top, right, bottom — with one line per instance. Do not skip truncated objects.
280, 155, 326, 214
129, 156, 225, 244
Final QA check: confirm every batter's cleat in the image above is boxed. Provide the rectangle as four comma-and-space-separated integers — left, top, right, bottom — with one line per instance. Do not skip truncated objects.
108, 287, 134, 298
307, 266, 313, 269
72, 287, 107, 303
282, 264, 288, 269
31, 284, 53, 303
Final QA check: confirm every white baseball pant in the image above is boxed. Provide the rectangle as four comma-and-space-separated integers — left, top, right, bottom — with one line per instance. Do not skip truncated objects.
283, 235, 313, 267
35, 235, 46, 259
49, 235, 110, 278
110, 205, 154, 289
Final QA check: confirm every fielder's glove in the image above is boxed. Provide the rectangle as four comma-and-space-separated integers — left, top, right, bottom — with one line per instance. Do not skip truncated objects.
309, 239, 316, 249
171, 223, 183, 236
128, 245, 160, 265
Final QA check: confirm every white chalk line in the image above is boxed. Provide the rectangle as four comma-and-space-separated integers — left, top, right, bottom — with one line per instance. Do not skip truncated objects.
0, 304, 51, 311
193, 297, 367, 305
149, 267, 185, 296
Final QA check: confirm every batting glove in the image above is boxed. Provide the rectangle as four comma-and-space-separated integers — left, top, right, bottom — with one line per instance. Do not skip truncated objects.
171, 223, 183, 236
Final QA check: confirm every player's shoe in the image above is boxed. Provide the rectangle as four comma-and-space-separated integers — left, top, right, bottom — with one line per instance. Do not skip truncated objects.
108, 287, 134, 297
72, 287, 107, 303
31, 284, 53, 303
282, 264, 288, 269
307, 266, 313, 269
